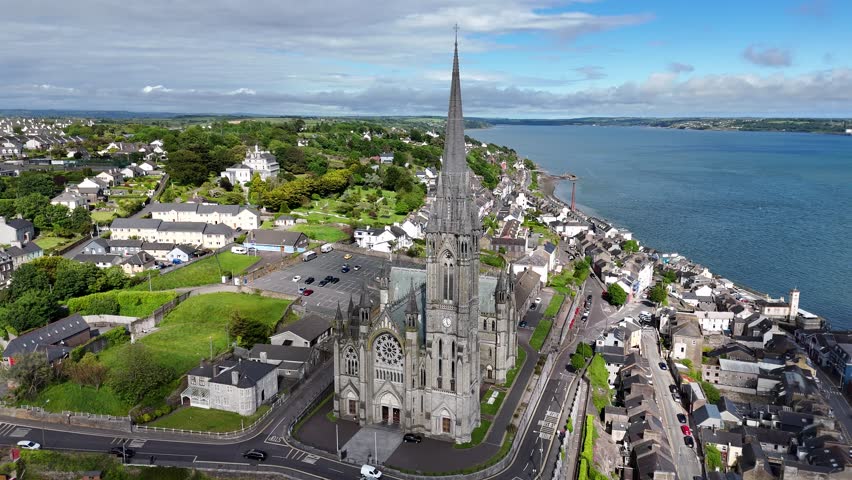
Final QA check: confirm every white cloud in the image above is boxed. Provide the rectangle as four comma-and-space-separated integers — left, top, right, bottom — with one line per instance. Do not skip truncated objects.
667, 62, 694, 73
228, 88, 256, 95
142, 85, 173, 93
743, 45, 792, 67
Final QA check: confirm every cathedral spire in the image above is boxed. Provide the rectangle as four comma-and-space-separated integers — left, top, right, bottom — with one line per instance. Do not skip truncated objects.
406, 279, 419, 315
444, 26, 466, 175
359, 282, 371, 309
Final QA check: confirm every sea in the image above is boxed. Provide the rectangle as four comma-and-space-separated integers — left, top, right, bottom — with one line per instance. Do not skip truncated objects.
467, 125, 851, 328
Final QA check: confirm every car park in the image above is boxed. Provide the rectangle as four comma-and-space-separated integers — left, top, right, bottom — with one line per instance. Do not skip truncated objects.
681, 425, 691, 436
659, 362, 668, 370
677, 413, 687, 424
304, 277, 315, 284
243, 449, 267, 461
16, 440, 40, 450
403, 433, 423, 443
109, 447, 135, 458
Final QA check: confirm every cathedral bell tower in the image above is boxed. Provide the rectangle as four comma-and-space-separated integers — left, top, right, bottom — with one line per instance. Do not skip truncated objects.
423, 31, 482, 443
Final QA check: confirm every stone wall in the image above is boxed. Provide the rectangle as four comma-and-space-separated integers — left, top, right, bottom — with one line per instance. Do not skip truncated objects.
2, 405, 131, 432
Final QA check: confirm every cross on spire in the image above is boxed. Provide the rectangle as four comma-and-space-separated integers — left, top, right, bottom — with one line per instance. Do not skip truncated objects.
454, 23, 459, 46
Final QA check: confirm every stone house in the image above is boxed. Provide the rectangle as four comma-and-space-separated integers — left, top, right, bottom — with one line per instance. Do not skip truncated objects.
671, 319, 703, 367
182, 359, 278, 416
2, 314, 91, 365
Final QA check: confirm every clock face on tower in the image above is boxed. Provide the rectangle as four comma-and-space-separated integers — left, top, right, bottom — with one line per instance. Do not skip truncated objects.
442, 317, 452, 329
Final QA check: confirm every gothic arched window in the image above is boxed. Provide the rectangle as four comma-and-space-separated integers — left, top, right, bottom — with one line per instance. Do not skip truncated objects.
442, 252, 454, 301
344, 347, 358, 376
438, 339, 443, 357
492, 320, 496, 332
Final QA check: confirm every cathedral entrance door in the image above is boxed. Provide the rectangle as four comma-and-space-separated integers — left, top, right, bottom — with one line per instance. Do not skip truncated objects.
381, 406, 389, 424
392, 408, 400, 425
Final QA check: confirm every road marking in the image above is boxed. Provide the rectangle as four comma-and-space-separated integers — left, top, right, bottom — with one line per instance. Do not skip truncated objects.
0, 423, 18, 436
302, 454, 319, 464
329, 467, 343, 473
128, 439, 147, 448
110, 437, 127, 445
9, 427, 31, 438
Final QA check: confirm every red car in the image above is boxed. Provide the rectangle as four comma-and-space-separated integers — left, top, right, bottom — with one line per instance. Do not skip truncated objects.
681, 425, 691, 436
302, 289, 314, 296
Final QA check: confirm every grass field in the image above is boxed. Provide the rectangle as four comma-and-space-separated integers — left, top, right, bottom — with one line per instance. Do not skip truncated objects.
130, 252, 259, 291
34, 235, 80, 252
480, 388, 506, 416
530, 319, 553, 351
148, 404, 270, 432
98, 293, 290, 374
544, 293, 565, 318
289, 224, 349, 243
32, 383, 129, 416
290, 188, 408, 227
454, 419, 492, 449
91, 210, 116, 223
67, 291, 177, 317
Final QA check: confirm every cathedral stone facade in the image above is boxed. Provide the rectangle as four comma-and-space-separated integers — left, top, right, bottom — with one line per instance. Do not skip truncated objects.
332, 39, 518, 443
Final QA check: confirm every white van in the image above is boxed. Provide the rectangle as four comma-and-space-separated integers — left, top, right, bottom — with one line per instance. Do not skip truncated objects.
321, 243, 334, 253
360, 464, 382, 479
230, 246, 247, 255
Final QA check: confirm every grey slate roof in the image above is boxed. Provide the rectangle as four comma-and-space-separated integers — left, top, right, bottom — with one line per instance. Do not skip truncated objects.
6, 218, 33, 230
156, 222, 206, 233
249, 344, 311, 363
124, 251, 154, 266
280, 313, 332, 343
74, 254, 122, 265
248, 229, 306, 246
108, 239, 144, 248
111, 218, 162, 229
3, 314, 89, 358
189, 359, 277, 388
141, 242, 175, 252
7, 242, 42, 257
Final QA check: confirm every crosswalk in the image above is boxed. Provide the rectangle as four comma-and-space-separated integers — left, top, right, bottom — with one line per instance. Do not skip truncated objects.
281, 447, 319, 464
110, 437, 147, 449
0, 423, 31, 438
537, 410, 561, 439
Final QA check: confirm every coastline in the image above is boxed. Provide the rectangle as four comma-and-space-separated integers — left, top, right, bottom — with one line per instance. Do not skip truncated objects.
532, 165, 832, 328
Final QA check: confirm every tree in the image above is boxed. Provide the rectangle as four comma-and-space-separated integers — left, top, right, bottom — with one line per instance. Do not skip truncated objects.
164, 150, 209, 186
17, 173, 57, 197
67, 353, 109, 390
14, 193, 50, 221
2, 290, 60, 333
576, 342, 594, 359
53, 261, 101, 300
68, 207, 93, 234
108, 344, 175, 404
661, 269, 677, 283
0, 351, 54, 400
8, 263, 51, 300
606, 283, 627, 306
228, 311, 270, 348
649, 283, 668, 305
219, 176, 233, 192
571, 353, 586, 371
701, 381, 721, 404
704, 444, 723, 472
621, 239, 639, 254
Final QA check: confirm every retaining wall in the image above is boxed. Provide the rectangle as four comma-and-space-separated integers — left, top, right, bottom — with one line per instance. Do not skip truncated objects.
4, 406, 131, 432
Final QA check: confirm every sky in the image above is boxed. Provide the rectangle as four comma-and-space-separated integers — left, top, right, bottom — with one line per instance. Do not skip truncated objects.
1, 0, 850, 117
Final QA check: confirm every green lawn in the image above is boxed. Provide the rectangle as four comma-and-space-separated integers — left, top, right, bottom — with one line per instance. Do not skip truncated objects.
289, 224, 349, 243
260, 219, 275, 230
530, 319, 553, 351
480, 388, 506, 416
130, 252, 259, 291
67, 291, 177, 317
504, 346, 526, 388
91, 210, 116, 223
454, 419, 492, 449
34, 235, 80, 252
31, 383, 130, 416
98, 293, 290, 374
290, 188, 408, 227
148, 404, 270, 432
544, 293, 565, 318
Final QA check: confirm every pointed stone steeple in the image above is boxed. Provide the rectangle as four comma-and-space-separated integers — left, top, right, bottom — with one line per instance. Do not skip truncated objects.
427, 32, 479, 235
495, 267, 507, 304
333, 300, 344, 336
406, 279, 419, 315
359, 282, 371, 309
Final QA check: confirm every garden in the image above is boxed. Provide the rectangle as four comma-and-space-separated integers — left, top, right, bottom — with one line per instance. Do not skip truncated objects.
129, 251, 259, 291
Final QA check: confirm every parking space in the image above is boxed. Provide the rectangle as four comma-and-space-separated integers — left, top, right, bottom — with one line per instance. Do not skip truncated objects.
521, 289, 553, 330
248, 250, 391, 315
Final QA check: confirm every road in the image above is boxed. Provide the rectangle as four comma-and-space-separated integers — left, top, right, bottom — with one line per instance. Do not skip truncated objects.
814, 368, 852, 441
641, 329, 703, 480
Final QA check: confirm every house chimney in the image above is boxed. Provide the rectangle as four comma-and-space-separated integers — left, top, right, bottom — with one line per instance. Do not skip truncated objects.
260, 351, 268, 363
231, 371, 239, 385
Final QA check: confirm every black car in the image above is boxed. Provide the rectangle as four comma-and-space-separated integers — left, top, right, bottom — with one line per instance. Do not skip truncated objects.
672, 392, 681, 402
341, 266, 351, 273
318, 279, 329, 287
668, 384, 678, 393
304, 276, 315, 284
683, 436, 694, 448
330, 277, 340, 284
658, 362, 668, 371
403, 433, 423, 443
586, 294, 593, 302
243, 449, 267, 461
324, 275, 334, 281
677, 413, 687, 424
109, 447, 135, 458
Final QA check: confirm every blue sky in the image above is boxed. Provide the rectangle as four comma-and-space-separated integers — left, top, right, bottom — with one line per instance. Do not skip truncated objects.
1, 0, 849, 117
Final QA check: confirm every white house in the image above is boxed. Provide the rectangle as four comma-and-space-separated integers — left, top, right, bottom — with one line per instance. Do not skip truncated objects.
274, 215, 295, 228
512, 248, 551, 285
166, 245, 195, 264
220, 145, 279, 186
138, 160, 158, 173
96, 169, 124, 186
220, 164, 253, 186
353, 225, 413, 253
182, 360, 278, 416
120, 165, 144, 178
270, 313, 332, 348
397, 218, 424, 240
50, 191, 88, 210
148, 203, 259, 231
379, 151, 394, 164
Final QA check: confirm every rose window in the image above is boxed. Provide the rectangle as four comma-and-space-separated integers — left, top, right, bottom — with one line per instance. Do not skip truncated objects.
375, 334, 403, 367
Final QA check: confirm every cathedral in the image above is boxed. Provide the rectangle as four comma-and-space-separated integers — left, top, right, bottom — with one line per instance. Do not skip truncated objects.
332, 38, 518, 443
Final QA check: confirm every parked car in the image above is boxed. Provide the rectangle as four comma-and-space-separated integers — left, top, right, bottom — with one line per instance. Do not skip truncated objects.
343, 254, 353, 260
684, 436, 694, 448
330, 277, 340, 284
243, 449, 267, 461
681, 425, 691, 436
519, 320, 528, 327
16, 440, 40, 450
535, 296, 542, 304
230, 246, 247, 255
298, 287, 306, 294
303, 289, 314, 296
586, 294, 593, 302
672, 392, 681, 402
360, 464, 383, 479
292, 275, 301, 282
341, 265, 350, 273
109, 447, 135, 458
402, 433, 422, 443
677, 413, 687, 424
659, 362, 668, 371
529, 303, 537, 310
304, 276, 315, 284
318, 279, 329, 287
669, 384, 678, 393
354, 265, 362, 271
